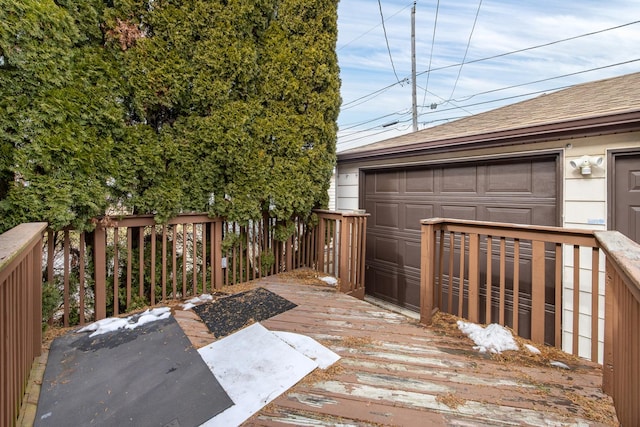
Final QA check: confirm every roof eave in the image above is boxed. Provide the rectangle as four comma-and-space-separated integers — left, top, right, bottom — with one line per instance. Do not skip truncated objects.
337, 111, 640, 163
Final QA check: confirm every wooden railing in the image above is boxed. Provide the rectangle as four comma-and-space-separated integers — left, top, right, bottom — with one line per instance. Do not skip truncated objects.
42, 210, 368, 327
420, 218, 640, 425
315, 210, 368, 298
420, 218, 602, 360
0, 222, 47, 427
596, 231, 640, 426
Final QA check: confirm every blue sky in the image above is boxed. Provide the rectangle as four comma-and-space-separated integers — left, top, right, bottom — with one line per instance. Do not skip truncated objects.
336, 0, 640, 152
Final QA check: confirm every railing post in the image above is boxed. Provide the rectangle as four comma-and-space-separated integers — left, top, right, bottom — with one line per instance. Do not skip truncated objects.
93, 225, 107, 320
286, 236, 293, 272
213, 220, 223, 290
468, 233, 480, 323
602, 258, 614, 395
358, 215, 367, 297
339, 216, 350, 293
316, 216, 326, 273
420, 221, 436, 325
530, 240, 546, 345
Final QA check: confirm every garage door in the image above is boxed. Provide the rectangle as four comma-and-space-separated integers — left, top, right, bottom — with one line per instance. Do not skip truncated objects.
363, 155, 559, 313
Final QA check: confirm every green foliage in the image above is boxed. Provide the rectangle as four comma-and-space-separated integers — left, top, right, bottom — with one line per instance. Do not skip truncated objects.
42, 281, 61, 328
0, 0, 340, 233
273, 220, 297, 242
260, 249, 275, 276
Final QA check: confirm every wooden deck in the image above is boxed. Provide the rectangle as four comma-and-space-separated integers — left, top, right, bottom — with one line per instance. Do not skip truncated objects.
175, 272, 618, 427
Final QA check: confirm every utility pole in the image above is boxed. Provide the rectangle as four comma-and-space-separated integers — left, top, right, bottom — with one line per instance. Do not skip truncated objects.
411, 1, 418, 132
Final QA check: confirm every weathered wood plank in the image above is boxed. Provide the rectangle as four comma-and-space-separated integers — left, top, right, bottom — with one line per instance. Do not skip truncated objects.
173, 275, 616, 427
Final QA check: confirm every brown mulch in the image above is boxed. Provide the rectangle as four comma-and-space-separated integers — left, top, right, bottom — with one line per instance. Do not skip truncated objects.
192, 287, 297, 338
428, 311, 618, 426
429, 311, 586, 369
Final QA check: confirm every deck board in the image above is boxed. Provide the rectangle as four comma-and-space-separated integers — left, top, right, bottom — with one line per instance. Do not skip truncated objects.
174, 274, 617, 427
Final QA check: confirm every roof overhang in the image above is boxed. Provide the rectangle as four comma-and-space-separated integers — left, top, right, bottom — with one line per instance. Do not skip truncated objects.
337, 111, 640, 164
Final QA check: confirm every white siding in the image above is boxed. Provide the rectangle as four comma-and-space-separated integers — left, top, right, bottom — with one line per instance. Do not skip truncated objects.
562, 149, 608, 361
327, 172, 336, 211
336, 168, 359, 211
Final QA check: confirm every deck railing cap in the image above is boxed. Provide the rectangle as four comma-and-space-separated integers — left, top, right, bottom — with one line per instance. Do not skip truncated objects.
314, 209, 370, 217
420, 217, 595, 235
594, 230, 640, 300
0, 222, 48, 271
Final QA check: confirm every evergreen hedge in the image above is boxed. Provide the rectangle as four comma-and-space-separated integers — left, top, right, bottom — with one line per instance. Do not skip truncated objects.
0, 0, 340, 234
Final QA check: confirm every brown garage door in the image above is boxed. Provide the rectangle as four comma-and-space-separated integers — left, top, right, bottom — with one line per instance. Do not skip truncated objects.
363, 155, 559, 315
612, 151, 640, 244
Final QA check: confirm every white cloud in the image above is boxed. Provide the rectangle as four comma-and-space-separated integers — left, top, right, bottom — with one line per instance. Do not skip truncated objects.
337, 0, 640, 152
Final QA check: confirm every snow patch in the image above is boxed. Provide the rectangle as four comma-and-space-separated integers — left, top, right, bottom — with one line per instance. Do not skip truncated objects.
320, 276, 338, 286
550, 361, 571, 370
457, 321, 519, 354
181, 294, 214, 310
77, 307, 171, 337
524, 344, 541, 354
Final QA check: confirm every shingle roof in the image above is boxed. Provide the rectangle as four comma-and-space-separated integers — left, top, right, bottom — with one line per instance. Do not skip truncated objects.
339, 72, 640, 157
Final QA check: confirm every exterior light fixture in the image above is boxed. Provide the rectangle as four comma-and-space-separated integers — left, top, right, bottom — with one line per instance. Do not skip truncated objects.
569, 155, 603, 176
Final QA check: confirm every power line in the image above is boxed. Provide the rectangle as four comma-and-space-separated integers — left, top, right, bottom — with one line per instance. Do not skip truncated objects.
338, 113, 413, 139
339, 108, 412, 131
341, 82, 399, 110
338, 2, 413, 52
340, 19, 640, 108
420, 0, 440, 112
447, 57, 640, 104
338, 58, 640, 142
417, 84, 473, 115
447, 0, 483, 102
417, 19, 640, 79
378, 0, 402, 83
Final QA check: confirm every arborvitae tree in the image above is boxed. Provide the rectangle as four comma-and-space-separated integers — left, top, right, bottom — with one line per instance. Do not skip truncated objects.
256, 0, 340, 221
0, 0, 340, 234
0, 0, 124, 231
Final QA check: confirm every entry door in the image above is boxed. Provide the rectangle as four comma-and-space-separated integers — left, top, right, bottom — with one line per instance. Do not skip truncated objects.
612, 151, 640, 243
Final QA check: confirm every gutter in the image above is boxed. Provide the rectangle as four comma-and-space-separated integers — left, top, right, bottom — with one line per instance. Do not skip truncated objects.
337, 111, 640, 163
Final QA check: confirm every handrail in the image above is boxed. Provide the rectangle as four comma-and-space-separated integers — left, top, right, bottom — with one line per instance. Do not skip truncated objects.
595, 231, 640, 426
420, 218, 640, 425
0, 222, 47, 427
314, 210, 369, 298
40, 210, 369, 327
420, 218, 600, 358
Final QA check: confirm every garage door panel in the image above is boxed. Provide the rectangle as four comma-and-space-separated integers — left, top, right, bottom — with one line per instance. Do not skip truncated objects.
406, 169, 434, 193
403, 241, 422, 270
442, 165, 478, 192
403, 277, 421, 311
486, 162, 532, 193
532, 205, 557, 226
486, 206, 532, 224
405, 204, 434, 230
367, 268, 420, 310
364, 200, 376, 218
373, 236, 398, 264
367, 269, 398, 301
532, 160, 558, 197
441, 205, 477, 220
374, 170, 401, 193
374, 202, 399, 228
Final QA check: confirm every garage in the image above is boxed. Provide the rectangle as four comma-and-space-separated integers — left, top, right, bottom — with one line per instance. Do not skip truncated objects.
362, 154, 559, 312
